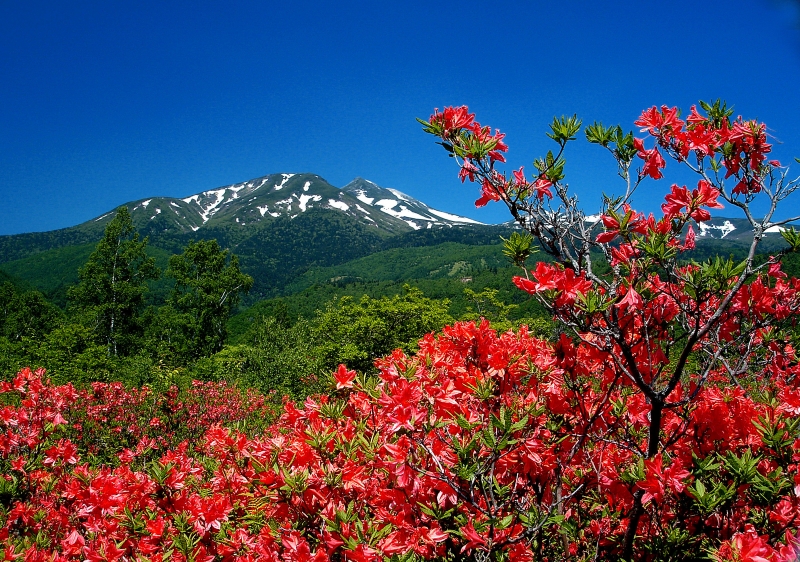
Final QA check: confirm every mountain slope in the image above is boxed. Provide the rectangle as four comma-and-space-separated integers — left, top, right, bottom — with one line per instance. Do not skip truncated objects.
0, 173, 499, 300
342, 178, 484, 230
0, 173, 486, 267
1, 169, 794, 305
122, 173, 415, 240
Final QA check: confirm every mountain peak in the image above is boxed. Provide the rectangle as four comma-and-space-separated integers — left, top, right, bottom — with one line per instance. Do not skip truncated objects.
9, 173, 488, 248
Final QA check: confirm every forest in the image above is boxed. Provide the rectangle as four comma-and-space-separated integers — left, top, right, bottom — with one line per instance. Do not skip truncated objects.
0, 205, 554, 400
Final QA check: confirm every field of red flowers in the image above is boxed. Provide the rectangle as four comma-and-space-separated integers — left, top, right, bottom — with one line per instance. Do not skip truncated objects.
1, 318, 799, 560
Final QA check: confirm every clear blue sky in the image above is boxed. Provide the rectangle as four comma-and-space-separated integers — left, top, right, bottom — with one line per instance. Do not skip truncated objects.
2, 0, 799, 234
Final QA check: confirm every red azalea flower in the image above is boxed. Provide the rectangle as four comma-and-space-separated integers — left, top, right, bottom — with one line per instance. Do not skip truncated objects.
334, 364, 357, 390
429, 105, 475, 137
634, 138, 666, 179
531, 176, 553, 199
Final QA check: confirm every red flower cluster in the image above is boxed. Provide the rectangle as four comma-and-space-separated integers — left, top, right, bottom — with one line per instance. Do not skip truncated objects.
424, 107, 511, 207
634, 104, 774, 194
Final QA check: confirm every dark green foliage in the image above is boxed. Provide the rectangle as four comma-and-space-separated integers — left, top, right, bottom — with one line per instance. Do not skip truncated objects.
192, 317, 324, 399
141, 303, 190, 363
0, 282, 64, 378
166, 239, 253, 359
0, 225, 105, 264
0, 284, 63, 342
67, 207, 160, 357
380, 224, 512, 250
235, 210, 387, 300
1, 242, 96, 307
0, 269, 27, 290
285, 241, 509, 294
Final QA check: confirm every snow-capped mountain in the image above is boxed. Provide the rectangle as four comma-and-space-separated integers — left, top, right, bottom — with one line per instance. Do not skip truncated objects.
116, 173, 481, 236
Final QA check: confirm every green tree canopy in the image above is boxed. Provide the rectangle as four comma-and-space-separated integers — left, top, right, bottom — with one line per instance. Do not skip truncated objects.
1, 284, 63, 342
166, 239, 253, 359
67, 207, 159, 357
312, 285, 453, 373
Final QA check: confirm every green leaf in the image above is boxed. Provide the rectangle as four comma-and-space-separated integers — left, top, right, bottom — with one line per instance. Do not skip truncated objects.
780, 226, 800, 252
501, 232, 535, 268
547, 114, 582, 146
585, 121, 614, 146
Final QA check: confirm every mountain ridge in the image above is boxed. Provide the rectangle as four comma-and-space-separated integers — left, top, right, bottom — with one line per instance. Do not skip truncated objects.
0, 170, 790, 262
0, 173, 484, 264
0, 171, 793, 305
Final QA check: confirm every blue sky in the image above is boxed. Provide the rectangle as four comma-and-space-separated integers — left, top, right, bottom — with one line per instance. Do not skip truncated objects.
2, 0, 799, 235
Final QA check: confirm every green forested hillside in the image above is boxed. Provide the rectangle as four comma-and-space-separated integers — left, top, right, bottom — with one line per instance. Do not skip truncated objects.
0, 207, 512, 303
3, 198, 795, 408
234, 210, 390, 300
1, 242, 176, 308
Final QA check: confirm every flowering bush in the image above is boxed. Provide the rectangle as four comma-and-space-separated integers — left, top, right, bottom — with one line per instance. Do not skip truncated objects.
418, 100, 800, 559
0, 320, 799, 560
1, 102, 800, 560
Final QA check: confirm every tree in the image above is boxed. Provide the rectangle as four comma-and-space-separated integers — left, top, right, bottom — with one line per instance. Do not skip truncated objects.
166, 239, 253, 358
311, 285, 453, 373
4, 291, 62, 343
67, 207, 159, 357
421, 101, 800, 558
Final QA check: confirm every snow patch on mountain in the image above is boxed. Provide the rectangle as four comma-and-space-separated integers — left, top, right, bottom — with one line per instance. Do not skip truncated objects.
375, 200, 431, 222
274, 174, 294, 190
698, 220, 736, 238
141, 200, 151, 208
182, 188, 228, 224
387, 188, 412, 202
297, 194, 321, 212
376, 199, 398, 210
303, 181, 312, 192
228, 184, 247, 199
354, 191, 375, 205
328, 200, 349, 211
428, 209, 483, 224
